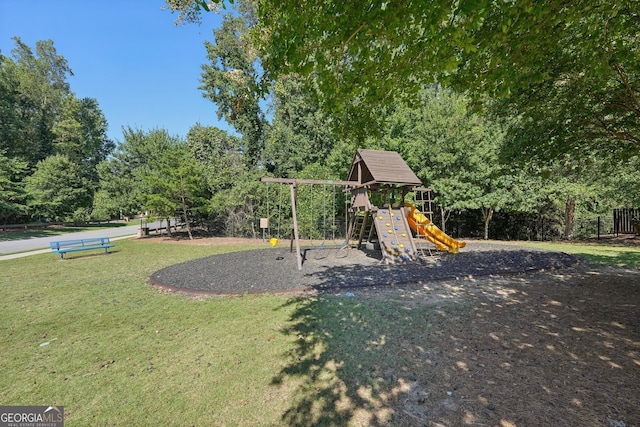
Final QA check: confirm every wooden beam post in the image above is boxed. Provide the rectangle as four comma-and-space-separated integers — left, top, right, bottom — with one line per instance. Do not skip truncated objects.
289, 183, 303, 271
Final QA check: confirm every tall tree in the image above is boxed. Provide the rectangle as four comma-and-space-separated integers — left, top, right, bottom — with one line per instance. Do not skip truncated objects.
186, 123, 243, 194
52, 96, 114, 187
94, 127, 175, 221
2, 37, 73, 166
0, 150, 28, 224
93, 156, 140, 220
377, 88, 507, 236
24, 155, 91, 222
0, 54, 21, 157
264, 74, 337, 177
168, 1, 638, 153
0, 38, 112, 223
208, 167, 265, 238
98, 128, 208, 236
200, 9, 267, 167
140, 142, 207, 239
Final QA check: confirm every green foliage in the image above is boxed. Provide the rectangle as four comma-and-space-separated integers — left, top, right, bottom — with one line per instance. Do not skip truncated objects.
0, 55, 22, 158
259, 0, 639, 151
200, 11, 266, 167
24, 155, 92, 222
264, 74, 338, 177
94, 158, 140, 220
185, 124, 264, 235
0, 150, 28, 223
52, 97, 113, 185
0, 38, 113, 223
186, 123, 243, 194
601, 156, 640, 208
140, 141, 208, 238
92, 127, 159, 219
460, 2, 639, 155
1, 38, 72, 166
208, 167, 265, 237
90, 189, 119, 222
98, 127, 209, 232
170, 0, 639, 155
164, 0, 228, 24
372, 88, 512, 236
253, 0, 458, 135
165, 2, 640, 239
294, 163, 347, 241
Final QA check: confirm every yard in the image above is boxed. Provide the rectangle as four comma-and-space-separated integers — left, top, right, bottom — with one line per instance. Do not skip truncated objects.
0, 237, 638, 426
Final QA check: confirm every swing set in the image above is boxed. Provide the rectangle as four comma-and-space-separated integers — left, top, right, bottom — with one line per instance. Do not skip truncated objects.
260, 177, 353, 270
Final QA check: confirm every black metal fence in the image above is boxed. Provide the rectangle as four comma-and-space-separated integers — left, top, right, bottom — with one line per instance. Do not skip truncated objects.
442, 210, 627, 241
613, 208, 640, 235
574, 216, 615, 239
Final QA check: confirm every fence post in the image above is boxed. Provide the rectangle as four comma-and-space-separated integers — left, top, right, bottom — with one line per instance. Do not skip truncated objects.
597, 216, 601, 240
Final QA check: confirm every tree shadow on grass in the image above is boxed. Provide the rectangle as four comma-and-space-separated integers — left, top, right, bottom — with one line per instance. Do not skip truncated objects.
272, 291, 432, 426
272, 263, 640, 426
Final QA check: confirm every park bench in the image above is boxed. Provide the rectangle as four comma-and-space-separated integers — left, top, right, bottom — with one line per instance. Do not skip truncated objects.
49, 237, 115, 259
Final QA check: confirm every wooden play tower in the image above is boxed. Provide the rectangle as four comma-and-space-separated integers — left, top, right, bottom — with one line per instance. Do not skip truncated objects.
345, 149, 425, 263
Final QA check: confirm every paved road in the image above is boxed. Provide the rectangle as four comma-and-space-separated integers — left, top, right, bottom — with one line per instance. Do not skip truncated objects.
0, 221, 171, 259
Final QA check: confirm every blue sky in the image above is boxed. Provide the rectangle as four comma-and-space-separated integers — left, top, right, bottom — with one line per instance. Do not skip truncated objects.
0, 0, 233, 143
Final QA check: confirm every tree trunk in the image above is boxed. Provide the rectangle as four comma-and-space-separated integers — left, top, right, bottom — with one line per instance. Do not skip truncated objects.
180, 192, 193, 240
564, 197, 576, 240
482, 207, 494, 240
165, 218, 172, 236
439, 207, 451, 234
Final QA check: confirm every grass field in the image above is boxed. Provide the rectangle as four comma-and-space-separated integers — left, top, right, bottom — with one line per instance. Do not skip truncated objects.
2, 239, 422, 426
1, 238, 637, 425
506, 239, 640, 268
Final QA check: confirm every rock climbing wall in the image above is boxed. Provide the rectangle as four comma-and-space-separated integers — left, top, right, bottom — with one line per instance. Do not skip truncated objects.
372, 207, 418, 263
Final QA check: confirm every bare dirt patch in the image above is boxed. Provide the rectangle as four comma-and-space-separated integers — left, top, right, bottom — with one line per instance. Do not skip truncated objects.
356, 267, 640, 426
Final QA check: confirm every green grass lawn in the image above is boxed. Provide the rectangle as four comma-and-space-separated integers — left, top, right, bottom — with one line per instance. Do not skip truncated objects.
1, 240, 299, 425
510, 240, 640, 268
1, 239, 433, 426
1, 238, 637, 426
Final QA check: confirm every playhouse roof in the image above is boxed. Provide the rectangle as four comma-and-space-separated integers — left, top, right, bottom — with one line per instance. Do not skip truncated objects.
346, 149, 422, 188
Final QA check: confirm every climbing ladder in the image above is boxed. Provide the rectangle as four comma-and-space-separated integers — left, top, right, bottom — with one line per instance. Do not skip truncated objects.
411, 188, 441, 258
346, 211, 373, 249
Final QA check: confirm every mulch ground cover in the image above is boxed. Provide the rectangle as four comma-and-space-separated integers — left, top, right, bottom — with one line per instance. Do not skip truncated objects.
149, 241, 578, 295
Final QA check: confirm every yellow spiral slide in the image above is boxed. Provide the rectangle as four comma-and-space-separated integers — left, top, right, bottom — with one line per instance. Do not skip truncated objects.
405, 203, 466, 253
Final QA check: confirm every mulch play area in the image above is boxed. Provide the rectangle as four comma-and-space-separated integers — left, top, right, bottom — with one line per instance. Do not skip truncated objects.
149, 240, 578, 295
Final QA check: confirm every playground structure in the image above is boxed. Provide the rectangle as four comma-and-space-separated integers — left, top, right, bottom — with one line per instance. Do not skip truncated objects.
261, 149, 465, 269
344, 149, 465, 263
